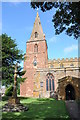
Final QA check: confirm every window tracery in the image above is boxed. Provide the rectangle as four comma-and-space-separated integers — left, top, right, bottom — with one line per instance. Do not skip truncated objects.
46, 73, 54, 91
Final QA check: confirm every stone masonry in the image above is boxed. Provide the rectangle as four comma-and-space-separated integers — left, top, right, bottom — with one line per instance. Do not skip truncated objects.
20, 12, 80, 100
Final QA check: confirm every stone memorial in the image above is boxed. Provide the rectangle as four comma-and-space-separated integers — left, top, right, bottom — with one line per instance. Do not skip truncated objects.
3, 63, 28, 112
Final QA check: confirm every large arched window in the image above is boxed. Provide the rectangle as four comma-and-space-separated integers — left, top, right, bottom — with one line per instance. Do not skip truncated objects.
34, 44, 38, 53
46, 73, 54, 91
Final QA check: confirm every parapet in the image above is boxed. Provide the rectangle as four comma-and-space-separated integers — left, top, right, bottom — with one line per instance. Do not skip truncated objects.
48, 57, 79, 63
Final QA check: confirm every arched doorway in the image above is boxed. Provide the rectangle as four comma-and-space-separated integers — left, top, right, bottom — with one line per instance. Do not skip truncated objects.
65, 84, 75, 100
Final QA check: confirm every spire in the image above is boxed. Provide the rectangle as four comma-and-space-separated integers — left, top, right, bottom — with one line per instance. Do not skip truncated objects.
30, 12, 45, 41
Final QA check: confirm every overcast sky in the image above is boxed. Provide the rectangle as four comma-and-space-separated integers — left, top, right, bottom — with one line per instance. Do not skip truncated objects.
2, 2, 78, 64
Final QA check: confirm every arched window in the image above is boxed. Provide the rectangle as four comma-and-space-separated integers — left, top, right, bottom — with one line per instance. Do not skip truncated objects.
46, 73, 54, 91
34, 44, 38, 53
35, 32, 38, 38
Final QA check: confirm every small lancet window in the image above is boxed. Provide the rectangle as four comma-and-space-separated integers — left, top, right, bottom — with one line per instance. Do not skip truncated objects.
35, 32, 38, 38
34, 44, 38, 53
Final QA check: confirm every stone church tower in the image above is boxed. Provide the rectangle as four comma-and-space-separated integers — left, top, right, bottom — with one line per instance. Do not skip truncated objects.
20, 12, 48, 97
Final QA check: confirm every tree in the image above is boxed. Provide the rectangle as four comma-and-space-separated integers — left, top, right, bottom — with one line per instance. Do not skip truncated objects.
0, 33, 26, 87
31, 2, 80, 39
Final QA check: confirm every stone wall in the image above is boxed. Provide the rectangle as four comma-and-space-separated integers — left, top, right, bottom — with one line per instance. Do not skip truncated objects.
33, 66, 80, 98
48, 57, 79, 68
20, 11, 80, 99
20, 39, 48, 97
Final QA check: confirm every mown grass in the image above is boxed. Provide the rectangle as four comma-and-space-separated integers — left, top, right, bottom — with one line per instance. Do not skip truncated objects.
1, 97, 70, 120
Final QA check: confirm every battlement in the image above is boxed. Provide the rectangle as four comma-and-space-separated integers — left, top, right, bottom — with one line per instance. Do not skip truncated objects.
48, 57, 79, 63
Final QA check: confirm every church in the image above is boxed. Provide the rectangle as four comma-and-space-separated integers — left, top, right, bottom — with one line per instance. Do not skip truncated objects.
20, 12, 80, 100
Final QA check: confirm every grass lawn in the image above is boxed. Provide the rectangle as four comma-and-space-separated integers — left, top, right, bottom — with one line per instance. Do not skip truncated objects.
1, 97, 70, 120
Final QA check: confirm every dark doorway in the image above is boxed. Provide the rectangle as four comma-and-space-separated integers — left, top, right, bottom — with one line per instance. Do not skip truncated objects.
65, 84, 75, 100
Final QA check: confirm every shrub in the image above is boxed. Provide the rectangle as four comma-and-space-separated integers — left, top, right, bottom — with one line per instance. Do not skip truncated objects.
5, 85, 13, 96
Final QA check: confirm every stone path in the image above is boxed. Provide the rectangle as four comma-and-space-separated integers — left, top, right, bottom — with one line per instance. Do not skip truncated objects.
65, 100, 80, 120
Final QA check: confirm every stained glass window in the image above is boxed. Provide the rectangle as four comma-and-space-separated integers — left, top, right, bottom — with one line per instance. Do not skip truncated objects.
46, 73, 54, 91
